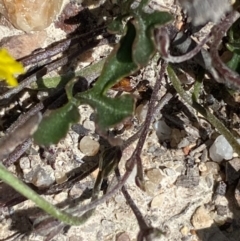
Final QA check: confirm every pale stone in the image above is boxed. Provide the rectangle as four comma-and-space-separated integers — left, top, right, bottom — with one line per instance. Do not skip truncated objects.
191, 206, 214, 229
151, 194, 165, 208
209, 135, 233, 162
146, 168, 164, 184
79, 136, 100, 156
145, 180, 157, 197
53, 191, 68, 203
83, 120, 95, 131
135, 103, 148, 122
25, 165, 55, 189
0, 31, 47, 58
205, 162, 220, 175
0, 0, 64, 32
54, 171, 67, 184
19, 157, 30, 170
116, 232, 130, 241
198, 162, 207, 172
153, 120, 172, 141
180, 226, 189, 236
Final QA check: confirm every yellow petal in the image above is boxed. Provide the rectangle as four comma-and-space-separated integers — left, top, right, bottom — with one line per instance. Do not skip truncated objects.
0, 48, 25, 87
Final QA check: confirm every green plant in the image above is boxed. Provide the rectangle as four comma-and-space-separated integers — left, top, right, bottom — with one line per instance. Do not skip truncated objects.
1, 0, 240, 240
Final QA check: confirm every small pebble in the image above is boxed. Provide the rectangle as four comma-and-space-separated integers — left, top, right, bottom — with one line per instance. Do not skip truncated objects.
101, 219, 115, 235
25, 165, 55, 189
145, 180, 157, 197
209, 135, 233, 162
163, 168, 176, 176
153, 120, 172, 141
235, 179, 240, 207
146, 168, 163, 184
180, 226, 189, 236
83, 120, 95, 131
191, 206, 214, 229
226, 158, 240, 184
54, 192, 68, 203
135, 103, 148, 122
19, 157, 31, 170
205, 162, 220, 175
116, 232, 130, 241
178, 138, 190, 149
69, 236, 83, 241
54, 171, 67, 184
151, 194, 165, 208
69, 184, 83, 197
79, 136, 100, 156
198, 163, 207, 172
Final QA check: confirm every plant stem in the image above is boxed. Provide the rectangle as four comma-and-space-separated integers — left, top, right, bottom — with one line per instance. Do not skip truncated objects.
167, 65, 240, 156
0, 163, 93, 226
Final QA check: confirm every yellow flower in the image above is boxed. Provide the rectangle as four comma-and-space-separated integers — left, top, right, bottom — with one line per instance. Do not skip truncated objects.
0, 49, 25, 87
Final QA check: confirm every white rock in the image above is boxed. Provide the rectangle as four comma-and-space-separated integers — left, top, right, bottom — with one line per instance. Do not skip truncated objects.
54, 171, 67, 184
191, 205, 214, 229
209, 135, 233, 162
146, 168, 164, 184
151, 193, 165, 208
135, 103, 148, 122
79, 136, 100, 156
83, 120, 95, 132
145, 180, 157, 197
153, 120, 172, 141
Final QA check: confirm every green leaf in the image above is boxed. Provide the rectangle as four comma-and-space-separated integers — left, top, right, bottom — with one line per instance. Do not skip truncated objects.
227, 17, 240, 44
94, 21, 138, 92
34, 102, 80, 145
227, 52, 240, 74
132, 10, 172, 66
76, 21, 137, 129
108, 16, 125, 34
79, 92, 134, 129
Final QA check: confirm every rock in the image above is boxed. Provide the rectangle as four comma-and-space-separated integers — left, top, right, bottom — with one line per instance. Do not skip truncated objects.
0, 31, 47, 59
69, 184, 83, 198
209, 135, 233, 162
175, 167, 200, 188
170, 128, 183, 148
180, 226, 189, 236
54, 171, 67, 184
235, 179, 240, 207
83, 120, 95, 132
0, 0, 64, 32
163, 168, 176, 176
114, 194, 125, 204
55, 2, 82, 34
101, 219, 115, 236
135, 103, 148, 122
145, 168, 164, 184
214, 181, 227, 196
145, 180, 157, 197
179, 0, 231, 26
204, 162, 220, 175
178, 137, 190, 149
25, 165, 55, 189
198, 162, 207, 172
216, 205, 227, 216
79, 136, 100, 156
226, 158, 240, 184
191, 206, 214, 229
116, 232, 130, 241
151, 194, 165, 208
153, 120, 172, 141
69, 236, 83, 241
19, 157, 30, 170
53, 192, 68, 203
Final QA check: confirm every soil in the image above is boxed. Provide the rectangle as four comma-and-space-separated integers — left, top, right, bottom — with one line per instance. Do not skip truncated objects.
0, 1, 240, 241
